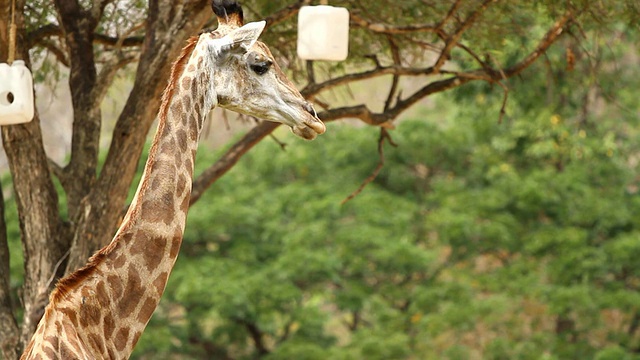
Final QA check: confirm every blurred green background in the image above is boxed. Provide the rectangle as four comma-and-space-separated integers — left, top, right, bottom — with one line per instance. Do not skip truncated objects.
5, 2, 640, 359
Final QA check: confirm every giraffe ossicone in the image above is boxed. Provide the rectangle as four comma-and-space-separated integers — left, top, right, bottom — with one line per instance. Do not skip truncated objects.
20, 1, 324, 359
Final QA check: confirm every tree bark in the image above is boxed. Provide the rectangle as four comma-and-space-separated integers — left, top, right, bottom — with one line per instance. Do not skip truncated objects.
0, 0, 66, 352
52, 0, 103, 213
0, 181, 19, 360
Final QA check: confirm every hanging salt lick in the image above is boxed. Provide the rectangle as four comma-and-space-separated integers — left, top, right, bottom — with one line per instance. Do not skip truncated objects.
0, 60, 34, 125
297, 5, 349, 61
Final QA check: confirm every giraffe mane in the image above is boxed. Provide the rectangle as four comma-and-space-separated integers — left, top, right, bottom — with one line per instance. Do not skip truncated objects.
158, 35, 200, 125
49, 35, 202, 306
49, 252, 106, 303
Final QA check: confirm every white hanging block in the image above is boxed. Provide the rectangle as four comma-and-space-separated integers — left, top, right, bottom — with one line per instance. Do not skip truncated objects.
0, 60, 34, 125
297, 5, 349, 61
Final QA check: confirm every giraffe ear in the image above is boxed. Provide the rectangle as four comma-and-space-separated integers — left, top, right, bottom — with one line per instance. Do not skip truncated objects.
221, 21, 266, 53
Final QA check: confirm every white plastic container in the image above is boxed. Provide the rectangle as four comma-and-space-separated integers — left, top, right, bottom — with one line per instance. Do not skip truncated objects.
297, 5, 349, 61
0, 60, 34, 125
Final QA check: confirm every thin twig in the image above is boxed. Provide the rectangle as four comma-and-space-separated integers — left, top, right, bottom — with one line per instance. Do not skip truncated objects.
341, 128, 397, 205
384, 35, 401, 111
434, 0, 495, 71
496, 81, 509, 123
269, 134, 287, 151
350, 13, 438, 34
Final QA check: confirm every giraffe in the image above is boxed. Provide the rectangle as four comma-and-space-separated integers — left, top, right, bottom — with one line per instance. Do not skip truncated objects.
20, 1, 325, 359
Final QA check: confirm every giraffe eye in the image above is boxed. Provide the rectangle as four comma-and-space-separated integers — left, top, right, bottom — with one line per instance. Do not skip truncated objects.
250, 60, 272, 75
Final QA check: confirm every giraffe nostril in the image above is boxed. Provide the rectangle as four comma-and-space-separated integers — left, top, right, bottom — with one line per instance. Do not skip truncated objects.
303, 102, 317, 118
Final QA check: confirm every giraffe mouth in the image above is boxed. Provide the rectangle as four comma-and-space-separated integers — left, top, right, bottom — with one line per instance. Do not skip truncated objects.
290, 104, 325, 140
291, 118, 326, 140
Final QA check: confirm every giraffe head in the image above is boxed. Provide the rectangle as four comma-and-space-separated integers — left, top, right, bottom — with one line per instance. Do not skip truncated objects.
201, 0, 326, 140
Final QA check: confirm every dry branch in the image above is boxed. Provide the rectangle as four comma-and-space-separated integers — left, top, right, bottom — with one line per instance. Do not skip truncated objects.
189, 9, 575, 205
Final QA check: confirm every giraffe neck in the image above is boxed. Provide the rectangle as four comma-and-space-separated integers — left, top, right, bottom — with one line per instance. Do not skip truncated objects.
21, 36, 216, 359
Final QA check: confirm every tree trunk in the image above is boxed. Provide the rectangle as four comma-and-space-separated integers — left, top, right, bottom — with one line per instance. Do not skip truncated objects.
0, 0, 66, 352
0, 180, 19, 360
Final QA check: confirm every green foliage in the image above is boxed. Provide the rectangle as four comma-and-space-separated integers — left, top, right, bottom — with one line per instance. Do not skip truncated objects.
6, 2, 640, 358
124, 22, 640, 356
130, 97, 639, 360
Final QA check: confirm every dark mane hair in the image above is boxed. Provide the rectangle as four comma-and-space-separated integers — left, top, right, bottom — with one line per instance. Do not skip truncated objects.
157, 36, 199, 124
212, 0, 244, 24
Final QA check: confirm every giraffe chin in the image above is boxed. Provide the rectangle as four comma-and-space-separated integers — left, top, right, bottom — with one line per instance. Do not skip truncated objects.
291, 119, 326, 140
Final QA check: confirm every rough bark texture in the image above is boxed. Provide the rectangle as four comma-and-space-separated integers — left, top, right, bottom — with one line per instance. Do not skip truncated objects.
0, 181, 18, 360
1, 0, 65, 352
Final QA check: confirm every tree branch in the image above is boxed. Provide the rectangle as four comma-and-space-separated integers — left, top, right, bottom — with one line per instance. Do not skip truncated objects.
341, 128, 396, 204
433, 0, 495, 70
504, 10, 575, 77
436, 0, 463, 31
94, 33, 144, 47
94, 54, 138, 105
38, 38, 70, 67
91, 0, 113, 22
232, 317, 270, 356
1, 0, 67, 349
27, 24, 144, 50
384, 35, 401, 112
189, 9, 574, 208
26, 23, 60, 47
302, 64, 436, 97
263, 0, 310, 29
190, 121, 279, 205
350, 12, 438, 34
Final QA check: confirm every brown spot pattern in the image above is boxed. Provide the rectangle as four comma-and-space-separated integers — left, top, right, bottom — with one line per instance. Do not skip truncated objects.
108, 274, 124, 299
80, 302, 101, 327
43, 347, 56, 359
142, 235, 167, 270
170, 101, 184, 118
183, 95, 191, 109
170, 231, 183, 259
103, 312, 116, 340
60, 307, 78, 327
140, 198, 174, 225
137, 296, 158, 324
176, 129, 188, 152
88, 333, 105, 355
176, 174, 187, 195
114, 327, 130, 352
181, 77, 191, 91
59, 343, 78, 359
153, 271, 169, 295
117, 266, 142, 318
95, 281, 110, 307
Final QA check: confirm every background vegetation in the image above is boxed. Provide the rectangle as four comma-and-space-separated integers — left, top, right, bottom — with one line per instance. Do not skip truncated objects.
1, 0, 640, 358
129, 25, 638, 358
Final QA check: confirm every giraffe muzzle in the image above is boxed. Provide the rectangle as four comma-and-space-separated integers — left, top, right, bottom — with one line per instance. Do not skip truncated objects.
292, 110, 326, 140
292, 102, 325, 140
